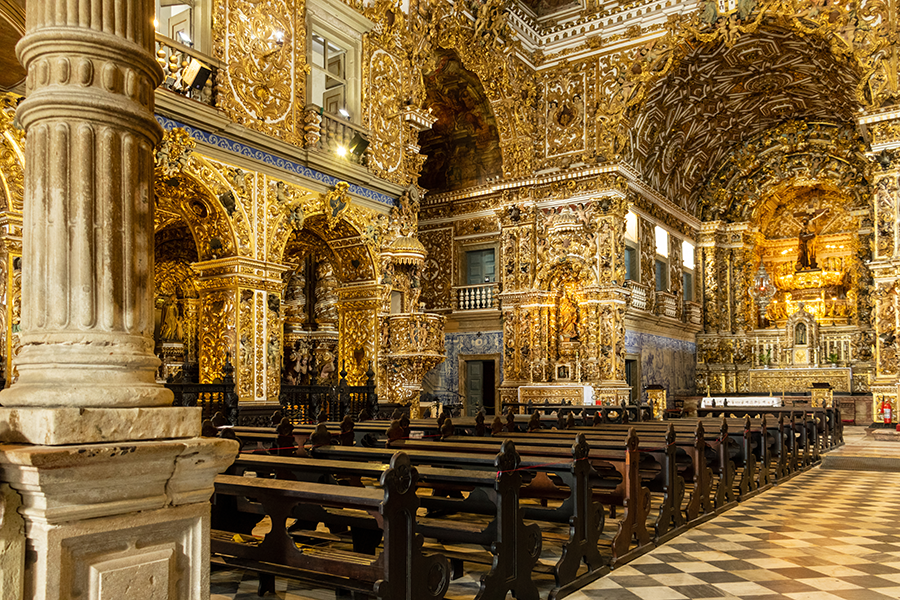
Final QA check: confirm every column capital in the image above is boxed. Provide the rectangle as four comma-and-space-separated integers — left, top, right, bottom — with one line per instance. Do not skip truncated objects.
193, 257, 292, 293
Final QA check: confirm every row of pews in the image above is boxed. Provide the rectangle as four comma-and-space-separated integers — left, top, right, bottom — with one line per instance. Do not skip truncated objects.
207, 405, 842, 600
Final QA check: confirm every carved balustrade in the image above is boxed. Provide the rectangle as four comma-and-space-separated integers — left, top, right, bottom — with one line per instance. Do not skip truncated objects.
305, 106, 372, 161
685, 301, 702, 325
155, 33, 222, 106
279, 364, 378, 424
454, 283, 499, 311
626, 280, 649, 311
655, 291, 677, 319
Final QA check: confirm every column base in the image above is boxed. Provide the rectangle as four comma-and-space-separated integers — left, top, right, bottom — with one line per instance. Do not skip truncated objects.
0, 407, 202, 445
0, 436, 238, 600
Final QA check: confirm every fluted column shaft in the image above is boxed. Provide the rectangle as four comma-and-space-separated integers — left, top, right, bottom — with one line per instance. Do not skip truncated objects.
2, 0, 168, 407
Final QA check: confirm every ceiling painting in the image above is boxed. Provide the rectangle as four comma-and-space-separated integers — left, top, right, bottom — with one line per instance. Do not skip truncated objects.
418, 50, 503, 194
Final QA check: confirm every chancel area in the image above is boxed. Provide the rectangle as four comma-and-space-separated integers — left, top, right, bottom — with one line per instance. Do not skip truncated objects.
0, 0, 897, 597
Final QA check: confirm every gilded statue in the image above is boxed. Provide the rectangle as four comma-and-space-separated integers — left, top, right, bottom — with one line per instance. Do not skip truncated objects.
159, 294, 182, 342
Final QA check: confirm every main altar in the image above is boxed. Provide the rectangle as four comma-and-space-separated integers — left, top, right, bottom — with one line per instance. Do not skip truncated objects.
696, 192, 876, 412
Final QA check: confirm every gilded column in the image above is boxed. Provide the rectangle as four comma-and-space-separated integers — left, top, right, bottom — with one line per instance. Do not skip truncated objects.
193, 258, 290, 402
586, 196, 630, 403
864, 111, 900, 422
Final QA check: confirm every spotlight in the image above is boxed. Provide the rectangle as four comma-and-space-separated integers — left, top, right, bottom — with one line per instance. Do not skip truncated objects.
336, 146, 348, 158
272, 30, 284, 44
348, 132, 369, 157
176, 31, 192, 46
153, 18, 159, 29
338, 108, 350, 119
182, 58, 211, 90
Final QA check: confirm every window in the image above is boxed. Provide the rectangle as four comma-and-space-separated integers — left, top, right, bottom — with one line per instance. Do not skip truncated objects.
625, 211, 638, 242
655, 259, 668, 291
466, 249, 495, 285
682, 240, 695, 302
306, 0, 369, 123
310, 33, 348, 118
654, 226, 668, 291
682, 240, 695, 270
624, 245, 638, 281
654, 226, 669, 257
624, 211, 639, 282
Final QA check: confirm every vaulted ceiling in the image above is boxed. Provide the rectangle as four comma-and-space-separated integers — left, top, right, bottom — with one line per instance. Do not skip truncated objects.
629, 24, 863, 215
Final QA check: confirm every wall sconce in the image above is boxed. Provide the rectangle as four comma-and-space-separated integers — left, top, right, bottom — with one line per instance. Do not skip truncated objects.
338, 108, 351, 119
176, 31, 193, 47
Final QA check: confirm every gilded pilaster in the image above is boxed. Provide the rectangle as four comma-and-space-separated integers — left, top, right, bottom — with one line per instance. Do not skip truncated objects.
193, 257, 290, 401
336, 283, 381, 385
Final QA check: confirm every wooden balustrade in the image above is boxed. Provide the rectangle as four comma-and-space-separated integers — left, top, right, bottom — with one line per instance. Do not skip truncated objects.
167, 360, 240, 425
279, 363, 378, 424
454, 283, 498, 311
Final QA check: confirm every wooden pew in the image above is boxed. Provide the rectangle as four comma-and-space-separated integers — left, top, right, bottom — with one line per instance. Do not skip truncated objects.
211, 452, 451, 600
381, 427, 651, 566
302, 440, 547, 600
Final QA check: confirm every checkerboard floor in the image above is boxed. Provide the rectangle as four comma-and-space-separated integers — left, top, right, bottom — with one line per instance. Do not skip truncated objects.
568, 468, 900, 600
212, 427, 900, 600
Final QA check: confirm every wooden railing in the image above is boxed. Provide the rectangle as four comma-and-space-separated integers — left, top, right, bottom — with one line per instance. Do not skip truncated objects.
154, 34, 222, 107
279, 363, 378, 424
167, 360, 239, 425
454, 283, 498, 311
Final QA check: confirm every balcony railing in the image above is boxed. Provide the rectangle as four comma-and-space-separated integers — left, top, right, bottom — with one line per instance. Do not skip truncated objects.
655, 291, 677, 319
685, 301, 702, 325
454, 283, 498, 311
302, 106, 371, 161
626, 280, 649, 312
155, 34, 222, 108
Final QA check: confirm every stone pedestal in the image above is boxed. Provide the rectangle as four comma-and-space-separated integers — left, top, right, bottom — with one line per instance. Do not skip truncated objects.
0, 438, 237, 600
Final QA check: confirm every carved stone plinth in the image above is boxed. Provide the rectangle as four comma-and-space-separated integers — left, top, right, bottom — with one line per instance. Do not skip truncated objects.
0, 406, 201, 446
0, 438, 238, 600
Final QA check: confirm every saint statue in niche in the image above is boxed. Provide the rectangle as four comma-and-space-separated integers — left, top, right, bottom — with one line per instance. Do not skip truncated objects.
795, 322, 807, 346
159, 294, 182, 342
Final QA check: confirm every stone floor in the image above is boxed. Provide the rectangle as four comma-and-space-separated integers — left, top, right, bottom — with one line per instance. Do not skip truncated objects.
212, 426, 900, 600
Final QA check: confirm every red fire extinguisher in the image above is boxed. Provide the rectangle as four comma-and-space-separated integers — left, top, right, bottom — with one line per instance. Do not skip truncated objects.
882, 397, 893, 424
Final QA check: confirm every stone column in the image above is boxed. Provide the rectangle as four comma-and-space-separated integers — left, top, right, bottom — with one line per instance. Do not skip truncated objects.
3, 0, 168, 413
0, 0, 238, 596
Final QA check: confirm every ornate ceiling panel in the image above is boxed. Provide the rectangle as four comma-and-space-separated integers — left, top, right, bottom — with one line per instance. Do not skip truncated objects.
630, 25, 863, 214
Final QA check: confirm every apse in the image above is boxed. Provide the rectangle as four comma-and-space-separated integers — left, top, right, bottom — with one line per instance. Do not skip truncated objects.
418, 49, 503, 194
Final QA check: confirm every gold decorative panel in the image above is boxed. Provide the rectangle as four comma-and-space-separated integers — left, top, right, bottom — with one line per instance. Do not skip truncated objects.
214, 0, 306, 144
